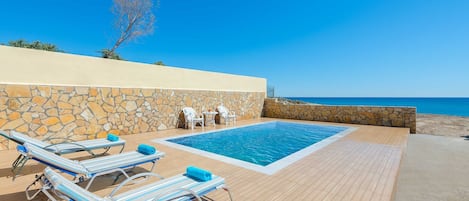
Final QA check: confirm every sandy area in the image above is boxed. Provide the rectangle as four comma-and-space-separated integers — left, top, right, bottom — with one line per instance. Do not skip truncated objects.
417, 114, 469, 137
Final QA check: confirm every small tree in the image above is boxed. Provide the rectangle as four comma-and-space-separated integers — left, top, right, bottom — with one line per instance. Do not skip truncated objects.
8, 39, 62, 52
154, 61, 165, 66
8, 39, 27, 48
105, 0, 157, 59
100, 49, 124, 60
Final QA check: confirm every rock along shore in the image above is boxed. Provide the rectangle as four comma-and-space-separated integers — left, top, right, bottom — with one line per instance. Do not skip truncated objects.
417, 114, 469, 137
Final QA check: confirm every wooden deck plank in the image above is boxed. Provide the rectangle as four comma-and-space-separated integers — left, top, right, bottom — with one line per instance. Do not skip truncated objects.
0, 118, 408, 201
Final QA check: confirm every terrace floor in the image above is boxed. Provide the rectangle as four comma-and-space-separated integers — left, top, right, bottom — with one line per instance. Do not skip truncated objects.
0, 118, 409, 201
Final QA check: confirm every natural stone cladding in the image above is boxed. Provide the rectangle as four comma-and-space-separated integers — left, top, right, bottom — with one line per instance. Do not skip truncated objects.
0, 84, 265, 150
263, 98, 416, 133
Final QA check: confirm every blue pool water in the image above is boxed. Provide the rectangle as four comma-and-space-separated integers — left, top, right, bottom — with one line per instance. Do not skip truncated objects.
287, 97, 469, 117
167, 121, 348, 166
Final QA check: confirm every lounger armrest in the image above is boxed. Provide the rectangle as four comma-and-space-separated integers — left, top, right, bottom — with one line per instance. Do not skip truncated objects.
0, 130, 23, 144
0, 130, 10, 139
153, 188, 202, 201
109, 172, 165, 197
43, 137, 77, 143
44, 142, 96, 156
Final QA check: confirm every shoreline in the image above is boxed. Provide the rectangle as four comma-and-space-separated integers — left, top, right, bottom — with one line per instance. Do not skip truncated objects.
417, 114, 469, 137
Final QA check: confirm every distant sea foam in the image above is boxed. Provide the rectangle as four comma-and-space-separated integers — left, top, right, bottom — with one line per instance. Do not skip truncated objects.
286, 97, 469, 117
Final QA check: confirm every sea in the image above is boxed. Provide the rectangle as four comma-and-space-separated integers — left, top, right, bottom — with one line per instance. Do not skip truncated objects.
286, 97, 469, 117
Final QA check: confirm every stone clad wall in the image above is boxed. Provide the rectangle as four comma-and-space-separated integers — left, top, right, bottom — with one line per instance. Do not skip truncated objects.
0, 84, 265, 150
263, 98, 416, 133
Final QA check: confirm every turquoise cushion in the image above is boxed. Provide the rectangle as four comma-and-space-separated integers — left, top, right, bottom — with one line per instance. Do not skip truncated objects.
137, 144, 156, 155
16, 145, 28, 153
186, 166, 212, 181
107, 134, 119, 142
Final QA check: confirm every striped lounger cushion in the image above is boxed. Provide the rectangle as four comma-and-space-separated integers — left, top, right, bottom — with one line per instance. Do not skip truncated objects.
43, 167, 226, 201
22, 143, 164, 178
10, 131, 125, 154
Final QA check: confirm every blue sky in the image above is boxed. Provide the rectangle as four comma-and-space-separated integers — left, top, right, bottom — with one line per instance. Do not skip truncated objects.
1, 0, 468, 97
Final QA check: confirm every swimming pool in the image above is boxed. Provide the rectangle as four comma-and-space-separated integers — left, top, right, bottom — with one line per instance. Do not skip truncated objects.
155, 121, 356, 174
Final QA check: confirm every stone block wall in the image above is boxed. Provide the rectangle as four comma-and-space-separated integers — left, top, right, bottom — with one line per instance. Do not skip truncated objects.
0, 84, 265, 150
263, 98, 416, 133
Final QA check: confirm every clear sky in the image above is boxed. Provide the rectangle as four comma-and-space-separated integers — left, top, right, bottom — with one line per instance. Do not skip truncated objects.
1, 0, 468, 97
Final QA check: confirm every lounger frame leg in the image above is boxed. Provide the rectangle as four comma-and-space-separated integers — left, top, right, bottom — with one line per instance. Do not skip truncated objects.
99, 146, 111, 156
223, 186, 234, 201
25, 174, 46, 200
113, 159, 158, 184
95, 143, 125, 156
85, 168, 130, 190
212, 185, 233, 201
41, 189, 58, 201
118, 144, 126, 153
108, 172, 165, 198
12, 154, 29, 180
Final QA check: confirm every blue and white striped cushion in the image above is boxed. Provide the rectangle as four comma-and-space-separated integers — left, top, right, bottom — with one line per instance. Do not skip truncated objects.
24, 143, 88, 175
11, 131, 125, 154
113, 174, 225, 201
44, 167, 102, 201
43, 167, 225, 201
81, 151, 165, 174
25, 143, 164, 177
10, 131, 49, 148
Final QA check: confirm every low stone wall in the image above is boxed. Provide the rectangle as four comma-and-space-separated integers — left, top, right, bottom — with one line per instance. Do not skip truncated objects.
0, 84, 265, 150
263, 98, 416, 133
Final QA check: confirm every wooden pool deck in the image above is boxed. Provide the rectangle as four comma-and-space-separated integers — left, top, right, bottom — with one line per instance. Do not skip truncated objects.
0, 118, 409, 201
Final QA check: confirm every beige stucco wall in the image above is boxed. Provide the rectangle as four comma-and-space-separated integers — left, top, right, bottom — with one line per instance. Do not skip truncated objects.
0, 46, 267, 150
0, 45, 266, 93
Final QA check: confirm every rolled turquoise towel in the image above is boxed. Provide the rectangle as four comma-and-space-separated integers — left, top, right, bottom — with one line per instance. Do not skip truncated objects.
137, 144, 156, 155
186, 166, 212, 181
107, 134, 119, 142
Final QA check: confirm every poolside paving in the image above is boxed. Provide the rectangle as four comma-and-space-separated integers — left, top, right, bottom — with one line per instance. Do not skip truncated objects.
395, 134, 469, 201
0, 118, 409, 201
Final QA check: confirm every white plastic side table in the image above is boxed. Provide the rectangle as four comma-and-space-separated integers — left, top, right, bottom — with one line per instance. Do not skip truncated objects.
202, 111, 218, 127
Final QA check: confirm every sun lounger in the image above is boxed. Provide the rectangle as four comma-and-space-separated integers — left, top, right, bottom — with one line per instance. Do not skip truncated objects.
27, 166, 233, 201
14, 143, 165, 189
0, 130, 126, 156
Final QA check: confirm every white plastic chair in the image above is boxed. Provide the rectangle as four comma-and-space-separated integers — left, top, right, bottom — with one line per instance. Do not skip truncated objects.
217, 105, 236, 125
183, 107, 204, 130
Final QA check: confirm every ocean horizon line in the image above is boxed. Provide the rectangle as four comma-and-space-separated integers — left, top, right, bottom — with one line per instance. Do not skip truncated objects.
285, 97, 469, 117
